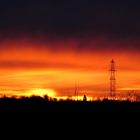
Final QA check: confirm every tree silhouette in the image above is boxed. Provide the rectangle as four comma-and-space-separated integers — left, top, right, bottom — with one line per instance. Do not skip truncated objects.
83, 95, 87, 102
44, 94, 49, 101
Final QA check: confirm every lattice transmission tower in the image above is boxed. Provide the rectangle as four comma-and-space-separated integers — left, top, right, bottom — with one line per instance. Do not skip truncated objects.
110, 59, 116, 97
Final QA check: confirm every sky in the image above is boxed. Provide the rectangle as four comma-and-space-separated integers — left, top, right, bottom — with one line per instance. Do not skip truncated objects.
0, 0, 140, 98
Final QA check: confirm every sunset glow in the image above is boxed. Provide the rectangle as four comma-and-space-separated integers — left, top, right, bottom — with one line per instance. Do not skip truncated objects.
0, 39, 139, 99
25, 88, 56, 97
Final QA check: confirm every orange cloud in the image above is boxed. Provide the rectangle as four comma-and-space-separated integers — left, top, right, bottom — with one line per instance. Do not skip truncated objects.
0, 39, 139, 98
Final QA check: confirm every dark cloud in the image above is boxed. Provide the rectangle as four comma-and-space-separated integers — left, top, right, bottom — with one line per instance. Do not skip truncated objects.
0, 35, 139, 52
0, 60, 91, 70
0, 0, 140, 35
0, 0, 140, 51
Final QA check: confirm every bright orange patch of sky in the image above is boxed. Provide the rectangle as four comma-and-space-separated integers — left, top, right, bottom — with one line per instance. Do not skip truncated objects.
0, 40, 139, 99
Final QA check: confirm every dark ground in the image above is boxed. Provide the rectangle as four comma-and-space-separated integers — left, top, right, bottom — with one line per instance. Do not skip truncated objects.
0, 96, 140, 115
0, 96, 139, 137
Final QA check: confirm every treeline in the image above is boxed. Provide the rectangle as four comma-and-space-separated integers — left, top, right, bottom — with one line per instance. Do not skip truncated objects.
0, 95, 140, 115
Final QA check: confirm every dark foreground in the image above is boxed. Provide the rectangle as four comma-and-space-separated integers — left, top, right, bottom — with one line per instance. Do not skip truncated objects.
0, 96, 140, 135
0, 96, 140, 115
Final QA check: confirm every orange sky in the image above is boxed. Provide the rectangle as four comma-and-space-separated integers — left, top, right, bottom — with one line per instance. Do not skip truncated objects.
0, 39, 139, 98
